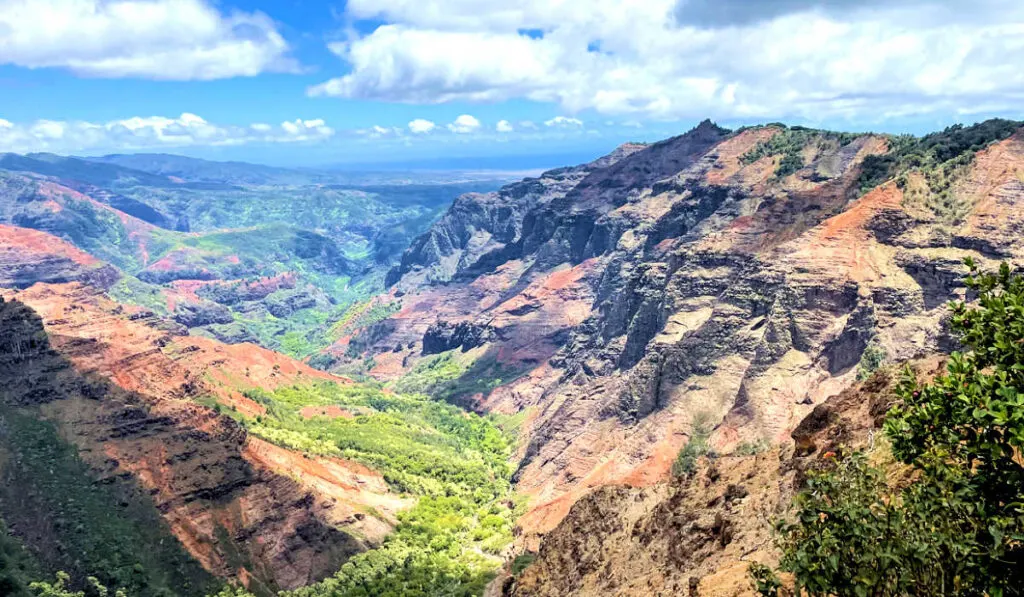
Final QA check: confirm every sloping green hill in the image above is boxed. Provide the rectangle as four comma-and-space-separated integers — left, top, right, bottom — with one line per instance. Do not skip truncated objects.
0, 155, 504, 359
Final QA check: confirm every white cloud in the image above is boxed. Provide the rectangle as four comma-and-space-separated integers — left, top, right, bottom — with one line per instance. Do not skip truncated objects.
519, 120, 538, 129
32, 121, 66, 140
357, 125, 404, 138
447, 114, 481, 133
496, 119, 514, 132
0, 0, 296, 80
545, 116, 583, 128
279, 119, 333, 140
313, 0, 1024, 122
408, 118, 437, 133
0, 113, 334, 153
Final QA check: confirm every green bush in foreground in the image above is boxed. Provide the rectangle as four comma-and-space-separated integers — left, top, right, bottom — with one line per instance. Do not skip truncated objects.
753, 260, 1024, 596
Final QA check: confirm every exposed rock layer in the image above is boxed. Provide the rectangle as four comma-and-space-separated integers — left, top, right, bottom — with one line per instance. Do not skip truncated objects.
346, 122, 1024, 546
504, 363, 938, 596
0, 282, 404, 592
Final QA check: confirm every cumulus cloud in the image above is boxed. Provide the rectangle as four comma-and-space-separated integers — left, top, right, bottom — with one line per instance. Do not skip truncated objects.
313, 0, 1024, 123
357, 125, 404, 138
496, 120, 514, 132
0, 113, 334, 154
545, 116, 583, 128
408, 118, 437, 133
0, 0, 297, 80
447, 114, 481, 133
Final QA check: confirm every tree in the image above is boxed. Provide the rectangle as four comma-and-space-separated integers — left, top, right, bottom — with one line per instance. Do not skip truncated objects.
29, 572, 127, 597
754, 260, 1024, 596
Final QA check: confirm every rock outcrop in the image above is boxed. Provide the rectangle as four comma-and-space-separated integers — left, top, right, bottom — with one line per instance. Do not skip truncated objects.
0, 224, 120, 289
0, 283, 406, 592
504, 362, 940, 597
422, 320, 495, 355
338, 120, 1024, 551
385, 142, 648, 288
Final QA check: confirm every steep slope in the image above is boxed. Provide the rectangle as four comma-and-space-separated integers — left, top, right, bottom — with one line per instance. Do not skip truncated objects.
0, 282, 405, 594
504, 360, 944, 597
0, 224, 119, 289
386, 142, 648, 288
0, 157, 504, 358
339, 118, 1024, 549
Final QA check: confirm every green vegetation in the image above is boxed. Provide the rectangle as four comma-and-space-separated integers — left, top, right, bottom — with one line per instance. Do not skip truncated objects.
0, 519, 39, 597
855, 341, 887, 381
857, 119, 1022, 221
510, 554, 536, 577
740, 126, 859, 178
672, 412, 715, 477
233, 381, 521, 596
0, 409, 219, 597
16, 375, 524, 597
738, 119, 1022, 219
107, 276, 171, 315
28, 572, 127, 597
857, 119, 1021, 192
752, 260, 1024, 596
389, 351, 528, 405
1, 158, 502, 360
331, 299, 402, 340
734, 439, 770, 456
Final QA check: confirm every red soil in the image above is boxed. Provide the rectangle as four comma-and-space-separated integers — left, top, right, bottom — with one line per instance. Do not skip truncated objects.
0, 224, 100, 266
299, 405, 356, 420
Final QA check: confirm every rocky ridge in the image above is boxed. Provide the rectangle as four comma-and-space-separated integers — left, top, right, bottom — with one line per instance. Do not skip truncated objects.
0, 280, 406, 593
341, 119, 1024, 562
504, 360, 942, 596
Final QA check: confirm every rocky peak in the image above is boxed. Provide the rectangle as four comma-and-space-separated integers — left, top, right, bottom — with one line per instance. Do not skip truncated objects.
586, 142, 649, 170
339, 119, 1024, 553
385, 138, 655, 290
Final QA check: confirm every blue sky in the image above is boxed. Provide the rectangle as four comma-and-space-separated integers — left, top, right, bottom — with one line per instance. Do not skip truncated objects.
0, 0, 1022, 167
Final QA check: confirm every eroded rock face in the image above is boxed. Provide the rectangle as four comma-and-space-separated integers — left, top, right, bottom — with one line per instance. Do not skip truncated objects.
504, 361, 943, 597
385, 142, 648, 289
422, 320, 495, 355
172, 298, 235, 326
0, 224, 120, 289
342, 122, 1024, 546
0, 283, 406, 592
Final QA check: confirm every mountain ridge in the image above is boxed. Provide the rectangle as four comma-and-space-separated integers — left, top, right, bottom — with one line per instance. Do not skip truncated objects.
2, 117, 1024, 596
332, 118, 1024, 550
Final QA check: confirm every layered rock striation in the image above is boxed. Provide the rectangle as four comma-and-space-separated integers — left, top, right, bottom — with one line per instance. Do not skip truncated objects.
0, 282, 405, 592
342, 120, 1024, 548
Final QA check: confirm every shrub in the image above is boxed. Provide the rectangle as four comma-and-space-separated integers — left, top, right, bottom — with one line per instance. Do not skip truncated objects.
734, 439, 770, 456
753, 260, 1024, 596
511, 554, 536, 577
855, 342, 887, 381
855, 119, 1022, 207
740, 126, 858, 179
673, 412, 715, 477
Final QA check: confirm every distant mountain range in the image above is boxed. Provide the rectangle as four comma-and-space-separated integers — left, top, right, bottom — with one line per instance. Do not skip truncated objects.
3, 119, 1024, 597
84, 152, 551, 186
0, 150, 508, 357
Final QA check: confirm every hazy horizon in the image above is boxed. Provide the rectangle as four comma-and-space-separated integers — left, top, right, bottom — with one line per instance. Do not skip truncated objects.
2, 0, 1022, 165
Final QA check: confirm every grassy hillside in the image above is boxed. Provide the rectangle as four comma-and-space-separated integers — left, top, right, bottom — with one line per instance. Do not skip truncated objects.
0, 158, 504, 359
237, 381, 522, 597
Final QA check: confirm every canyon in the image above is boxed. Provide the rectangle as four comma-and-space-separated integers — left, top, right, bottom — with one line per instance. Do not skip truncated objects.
1, 119, 1023, 596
